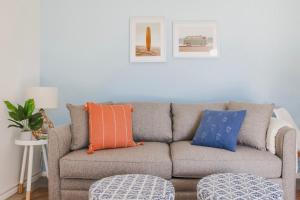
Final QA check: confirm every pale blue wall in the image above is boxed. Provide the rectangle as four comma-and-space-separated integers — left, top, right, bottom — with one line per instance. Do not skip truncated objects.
41, 0, 300, 125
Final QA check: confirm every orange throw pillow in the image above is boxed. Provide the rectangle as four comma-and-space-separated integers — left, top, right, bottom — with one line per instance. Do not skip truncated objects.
85, 103, 137, 153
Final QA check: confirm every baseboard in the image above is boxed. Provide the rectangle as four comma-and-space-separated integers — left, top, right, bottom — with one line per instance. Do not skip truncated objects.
0, 171, 42, 200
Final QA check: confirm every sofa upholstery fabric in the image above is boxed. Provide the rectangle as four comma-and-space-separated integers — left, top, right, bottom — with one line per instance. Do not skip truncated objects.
67, 104, 89, 150
171, 141, 282, 178
227, 101, 273, 150
48, 125, 72, 200
61, 179, 95, 191
172, 103, 226, 141
60, 142, 172, 179
61, 190, 88, 200
175, 192, 197, 200
275, 127, 296, 200
132, 102, 172, 142
171, 178, 199, 191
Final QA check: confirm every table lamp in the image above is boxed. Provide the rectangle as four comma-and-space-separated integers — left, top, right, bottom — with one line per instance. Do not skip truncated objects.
25, 87, 58, 131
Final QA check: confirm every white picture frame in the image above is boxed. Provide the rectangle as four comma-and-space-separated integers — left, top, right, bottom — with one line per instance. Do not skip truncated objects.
173, 21, 219, 58
130, 17, 166, 63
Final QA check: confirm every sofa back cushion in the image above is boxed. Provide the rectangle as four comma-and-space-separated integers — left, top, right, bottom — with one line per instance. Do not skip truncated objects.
227, 101, 274, 150
172, 103, 226, 141
67, 102, 112, 150
131, 102, 172, 143
67, 104, 89, 150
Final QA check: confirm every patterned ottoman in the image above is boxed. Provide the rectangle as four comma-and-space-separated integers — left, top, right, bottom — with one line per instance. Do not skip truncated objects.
89, 174, 175, 200
197, 173, 283, 200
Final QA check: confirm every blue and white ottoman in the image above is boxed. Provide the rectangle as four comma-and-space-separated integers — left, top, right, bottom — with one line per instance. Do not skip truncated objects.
197, 173, 283, 200
89, 174, 175, 200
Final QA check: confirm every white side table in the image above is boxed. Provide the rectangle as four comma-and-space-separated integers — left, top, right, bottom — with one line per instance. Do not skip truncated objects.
15, 138, 48, 200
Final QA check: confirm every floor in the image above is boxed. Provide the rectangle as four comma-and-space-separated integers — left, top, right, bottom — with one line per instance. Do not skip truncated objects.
7, 178, 300, 200
7, 178, 47, 200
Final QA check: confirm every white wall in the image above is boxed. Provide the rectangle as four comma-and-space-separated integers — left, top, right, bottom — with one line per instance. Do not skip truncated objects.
0, 0, 41, 199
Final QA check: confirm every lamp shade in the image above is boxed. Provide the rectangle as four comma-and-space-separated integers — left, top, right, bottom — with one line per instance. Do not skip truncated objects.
25, 87, 58, 109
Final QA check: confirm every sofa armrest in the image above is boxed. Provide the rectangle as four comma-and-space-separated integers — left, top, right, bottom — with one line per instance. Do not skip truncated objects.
275, 126, 296, 200
48, 125, 72, 200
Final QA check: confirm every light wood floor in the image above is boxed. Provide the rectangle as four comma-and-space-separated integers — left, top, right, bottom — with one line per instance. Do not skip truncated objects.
7, 178, 48, 200
8, 188, 48, 200
8, 188, 300, 200
7, 178, 300, 200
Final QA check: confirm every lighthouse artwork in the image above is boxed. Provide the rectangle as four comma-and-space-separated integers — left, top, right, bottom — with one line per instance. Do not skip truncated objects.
130, 17, 166, 62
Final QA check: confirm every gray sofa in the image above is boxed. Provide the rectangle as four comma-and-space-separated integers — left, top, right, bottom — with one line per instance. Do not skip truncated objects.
48, 102, 296, 200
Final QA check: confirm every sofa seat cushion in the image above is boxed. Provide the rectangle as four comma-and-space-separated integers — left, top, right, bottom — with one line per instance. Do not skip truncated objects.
171, 141, 282, 178
60, 142, 172, 180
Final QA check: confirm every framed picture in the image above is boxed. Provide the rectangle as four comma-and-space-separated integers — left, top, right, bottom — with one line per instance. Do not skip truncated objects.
130, 17, 166, 62
173, 21, 218, 58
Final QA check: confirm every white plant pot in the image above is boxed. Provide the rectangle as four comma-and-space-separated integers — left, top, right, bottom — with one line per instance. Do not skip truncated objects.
20, 131, 33, 140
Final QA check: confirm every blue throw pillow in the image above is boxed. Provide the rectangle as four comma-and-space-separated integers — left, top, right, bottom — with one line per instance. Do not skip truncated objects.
192, 110, 246, 151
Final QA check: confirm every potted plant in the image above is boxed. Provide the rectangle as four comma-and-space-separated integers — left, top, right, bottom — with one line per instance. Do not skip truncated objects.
4, 99, 43, 140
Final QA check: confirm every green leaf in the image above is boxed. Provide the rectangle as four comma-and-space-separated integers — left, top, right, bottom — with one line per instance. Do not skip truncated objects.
29, 112, 42, 126
8, 124, 23, 129
9, 112, 20, 121
29, 118, 43, 130
29, 117, 42, 126
4, 101, 17, 112
16, 105, 26, 120
24, 99, 35, 117
29, 112, 42, 120
8, 119, 24, 128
